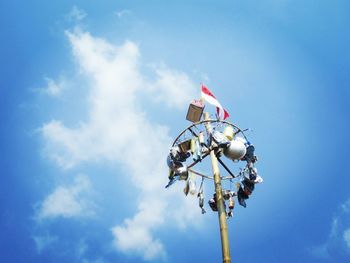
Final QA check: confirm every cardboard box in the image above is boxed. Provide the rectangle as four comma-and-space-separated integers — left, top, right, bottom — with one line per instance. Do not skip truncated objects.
186, 100, 205, 122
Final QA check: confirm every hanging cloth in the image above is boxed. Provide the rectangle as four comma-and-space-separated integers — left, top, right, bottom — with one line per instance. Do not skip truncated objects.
188, 172, 197, 195
183, 180, 190, 196
191, 137, 202, 162
198, 131, 206, 146
228, 196, 235, 217
190, 138, 196, 155
184, 170, 196, 195
197, 177, 206, 214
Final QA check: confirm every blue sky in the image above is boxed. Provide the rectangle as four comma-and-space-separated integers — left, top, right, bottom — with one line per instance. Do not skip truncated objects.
1, 1, 350, 262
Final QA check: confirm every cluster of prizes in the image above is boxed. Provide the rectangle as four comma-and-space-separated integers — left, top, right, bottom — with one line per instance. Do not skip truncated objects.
166, 124, 263, 218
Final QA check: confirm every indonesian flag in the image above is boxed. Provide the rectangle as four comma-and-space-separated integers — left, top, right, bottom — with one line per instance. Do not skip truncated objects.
201, 84, 230, 120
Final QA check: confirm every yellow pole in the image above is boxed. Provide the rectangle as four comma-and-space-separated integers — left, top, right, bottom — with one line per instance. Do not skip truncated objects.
204, 112, 231, 263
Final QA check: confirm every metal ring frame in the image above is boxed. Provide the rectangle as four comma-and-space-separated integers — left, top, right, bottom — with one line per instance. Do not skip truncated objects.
171, 119, 246, 181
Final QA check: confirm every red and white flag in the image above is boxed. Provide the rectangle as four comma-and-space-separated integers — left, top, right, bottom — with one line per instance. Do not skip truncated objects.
201, 84, 230, 120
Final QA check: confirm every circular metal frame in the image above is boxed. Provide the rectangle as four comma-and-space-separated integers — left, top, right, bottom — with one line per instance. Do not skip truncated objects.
171, 119, 247, 181
172, 119, 243, 147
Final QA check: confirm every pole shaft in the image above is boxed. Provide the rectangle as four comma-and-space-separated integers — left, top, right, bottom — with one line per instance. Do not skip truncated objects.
204, 112, 231, 263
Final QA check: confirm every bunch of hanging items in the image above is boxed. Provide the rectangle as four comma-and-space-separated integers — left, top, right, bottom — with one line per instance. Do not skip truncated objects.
166, 121, 263, 218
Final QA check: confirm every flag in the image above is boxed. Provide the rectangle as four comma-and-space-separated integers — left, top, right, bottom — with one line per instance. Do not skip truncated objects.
201, 84, 230, 120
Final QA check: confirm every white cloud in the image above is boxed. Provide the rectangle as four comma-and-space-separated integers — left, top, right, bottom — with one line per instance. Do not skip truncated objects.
311, 198, 350, 259
77, 239, 88, 258
37, 175, 94, 220
33, 234, 58, 253
76, 239, 108, 263
42, 77, 66, 97
31, 76, 67, 97
150, 65, 197, 109
344, 229, 350, 249
112, 199, 166, 261
341, 199, 350, 213
115, 9, 131, 18
40, 29, 202, 260
66, 6, 87, 22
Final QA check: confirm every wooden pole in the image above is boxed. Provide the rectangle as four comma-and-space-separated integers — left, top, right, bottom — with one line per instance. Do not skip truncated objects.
204, 112, 231, 263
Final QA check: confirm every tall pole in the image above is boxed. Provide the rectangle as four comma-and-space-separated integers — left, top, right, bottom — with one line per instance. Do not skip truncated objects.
204, 112, 231, 263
